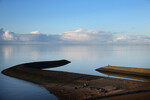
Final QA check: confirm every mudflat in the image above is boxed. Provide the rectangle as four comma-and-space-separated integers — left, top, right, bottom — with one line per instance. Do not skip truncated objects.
2, 61, 150, 100
99, 91, 150, 100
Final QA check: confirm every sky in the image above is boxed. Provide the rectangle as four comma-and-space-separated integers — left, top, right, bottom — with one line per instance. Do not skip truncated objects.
0, 0, 150, 44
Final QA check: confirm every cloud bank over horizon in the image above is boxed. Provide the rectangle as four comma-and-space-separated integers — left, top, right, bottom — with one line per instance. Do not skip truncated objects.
0, 28, 150, 44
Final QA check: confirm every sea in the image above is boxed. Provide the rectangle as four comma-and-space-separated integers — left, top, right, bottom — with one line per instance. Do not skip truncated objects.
0, 44, 150, 100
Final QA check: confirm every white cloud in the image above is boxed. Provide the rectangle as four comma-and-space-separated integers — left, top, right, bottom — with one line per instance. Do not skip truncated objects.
61, 28, 113, 43
30, 31, 41, 34
0, 28, 114, 43
114, 36, 126, 41
61, 28, 91, 41
113, 35, 150, 44
0, 27, 150, 44
144, 37, 150, 42
2, 30, 15, 40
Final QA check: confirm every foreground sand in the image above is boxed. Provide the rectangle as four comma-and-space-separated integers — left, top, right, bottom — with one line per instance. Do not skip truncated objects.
99, 91, 150, 100
2, 60, 150, 100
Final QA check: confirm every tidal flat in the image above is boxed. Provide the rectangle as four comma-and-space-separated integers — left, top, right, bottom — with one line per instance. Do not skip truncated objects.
2, 60, 150, 100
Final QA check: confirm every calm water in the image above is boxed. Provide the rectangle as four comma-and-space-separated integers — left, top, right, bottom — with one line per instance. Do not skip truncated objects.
0, 44, 150, 100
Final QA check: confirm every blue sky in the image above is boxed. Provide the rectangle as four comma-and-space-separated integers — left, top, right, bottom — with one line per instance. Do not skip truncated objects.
0, 0, 150, 36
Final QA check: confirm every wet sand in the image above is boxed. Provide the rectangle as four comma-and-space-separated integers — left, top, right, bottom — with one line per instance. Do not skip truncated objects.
1, 61, 150, 100
96, 66, 150, 77
99, 91, 150, 100
97, 71, 150, 82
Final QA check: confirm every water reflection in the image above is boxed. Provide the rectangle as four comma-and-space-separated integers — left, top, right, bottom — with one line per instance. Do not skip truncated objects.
0, 44, 114, 62
97, 70, 150, 82
2, 45, 13, 61
1, 44, 150, 67
0, 44, 62, 63
61, 45, 99, 61
0, 44, 59, 100
0, 44, 150, 100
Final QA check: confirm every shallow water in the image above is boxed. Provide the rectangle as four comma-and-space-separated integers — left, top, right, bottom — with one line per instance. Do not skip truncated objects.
0, 44, 150, 100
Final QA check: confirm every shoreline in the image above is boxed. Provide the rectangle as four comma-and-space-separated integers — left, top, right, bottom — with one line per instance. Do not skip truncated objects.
96, 66, 150, 78
2, 61, 150, 100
